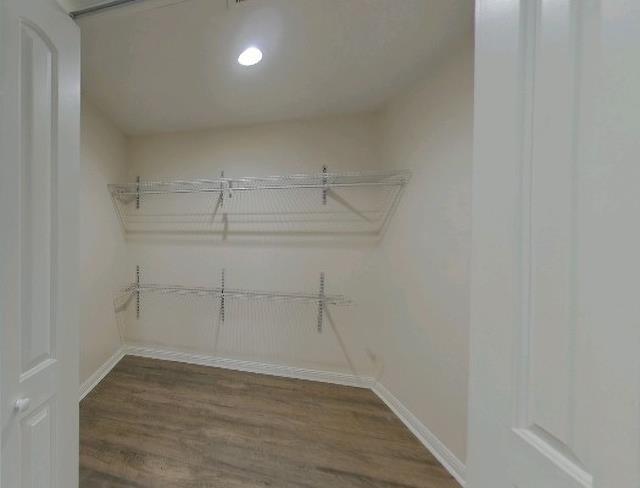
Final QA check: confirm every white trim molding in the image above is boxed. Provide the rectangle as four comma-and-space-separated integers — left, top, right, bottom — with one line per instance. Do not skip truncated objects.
79, 346, 126, 401
372, 382, 466, 487
124, 344, 375, 389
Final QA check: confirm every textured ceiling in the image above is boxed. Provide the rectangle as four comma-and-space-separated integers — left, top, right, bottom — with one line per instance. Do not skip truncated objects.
79, 0, 473, 135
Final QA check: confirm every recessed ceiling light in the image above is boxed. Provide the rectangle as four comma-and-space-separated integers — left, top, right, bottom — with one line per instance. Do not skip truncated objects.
238, 47, 263, 66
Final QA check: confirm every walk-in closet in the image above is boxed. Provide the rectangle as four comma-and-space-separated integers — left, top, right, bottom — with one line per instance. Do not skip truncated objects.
4, 0, 639, 485
73, 1, 474, 486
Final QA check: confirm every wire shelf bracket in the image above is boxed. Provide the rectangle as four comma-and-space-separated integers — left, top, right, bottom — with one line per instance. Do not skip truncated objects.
317, 272, 325, 332
136, 265, 141, 318
322, 165, 328, 205
220, 268, 225, 324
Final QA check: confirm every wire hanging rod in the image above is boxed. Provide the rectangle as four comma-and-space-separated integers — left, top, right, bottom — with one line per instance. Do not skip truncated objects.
69, 0, 144, 18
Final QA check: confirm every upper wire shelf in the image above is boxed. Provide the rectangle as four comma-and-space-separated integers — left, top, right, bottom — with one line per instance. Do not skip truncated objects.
108, 170, 410, 196
108, 169, 410, 236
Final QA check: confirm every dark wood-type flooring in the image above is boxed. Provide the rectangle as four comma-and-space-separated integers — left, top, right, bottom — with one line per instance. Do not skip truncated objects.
80, 355, 460, 488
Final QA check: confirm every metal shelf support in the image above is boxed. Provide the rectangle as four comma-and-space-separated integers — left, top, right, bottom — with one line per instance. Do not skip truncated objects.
220, 268, 225, 324
136, 265, 141, 319
136, 176, 141, 209
317, 272, 325, 333
322, 166, 328, 205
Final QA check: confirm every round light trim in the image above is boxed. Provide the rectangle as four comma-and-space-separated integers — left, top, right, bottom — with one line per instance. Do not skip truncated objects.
238, 47, 263, 66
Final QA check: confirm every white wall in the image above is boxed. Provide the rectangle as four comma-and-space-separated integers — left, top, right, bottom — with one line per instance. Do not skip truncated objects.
375, 36, 474, 463
79, 99, 128, 385
123, 113, 385, 376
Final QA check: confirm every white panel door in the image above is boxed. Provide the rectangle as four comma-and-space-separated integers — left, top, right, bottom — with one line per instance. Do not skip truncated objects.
468, 1, 640, 487
0, 0, 80, 487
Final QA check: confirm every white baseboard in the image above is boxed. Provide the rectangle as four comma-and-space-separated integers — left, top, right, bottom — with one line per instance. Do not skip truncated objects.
372, 381, 466, 487
124, 344, 375, 389
79, 346, 126, 401
81, 343, 465, 486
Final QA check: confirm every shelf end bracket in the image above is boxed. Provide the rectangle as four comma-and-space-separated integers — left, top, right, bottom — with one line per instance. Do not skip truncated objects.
219, 268, 225, 324
317, 272, 325, 333
322, 166, 328, 205
136, 176, 141, 209
136, 265, 141, 319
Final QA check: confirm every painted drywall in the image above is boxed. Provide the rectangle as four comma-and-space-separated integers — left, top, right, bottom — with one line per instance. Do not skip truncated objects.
123, 113, 385, 377
375, 35, 474, 463
79, 99, 128, 385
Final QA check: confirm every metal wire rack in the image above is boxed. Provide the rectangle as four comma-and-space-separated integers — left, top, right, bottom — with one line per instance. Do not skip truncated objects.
108, 169, 410, 235
119, 283, 350, 306
108, 170, 410, 196
116, 268, 351, 333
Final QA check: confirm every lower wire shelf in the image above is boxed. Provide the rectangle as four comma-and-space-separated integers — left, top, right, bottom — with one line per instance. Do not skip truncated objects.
115, 268, 351, 333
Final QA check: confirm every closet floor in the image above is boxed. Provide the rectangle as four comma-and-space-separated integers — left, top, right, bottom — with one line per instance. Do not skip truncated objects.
80, 355, 460, 488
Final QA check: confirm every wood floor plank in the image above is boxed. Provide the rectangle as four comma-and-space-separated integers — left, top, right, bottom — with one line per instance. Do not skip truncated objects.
80, 356, 460, 488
